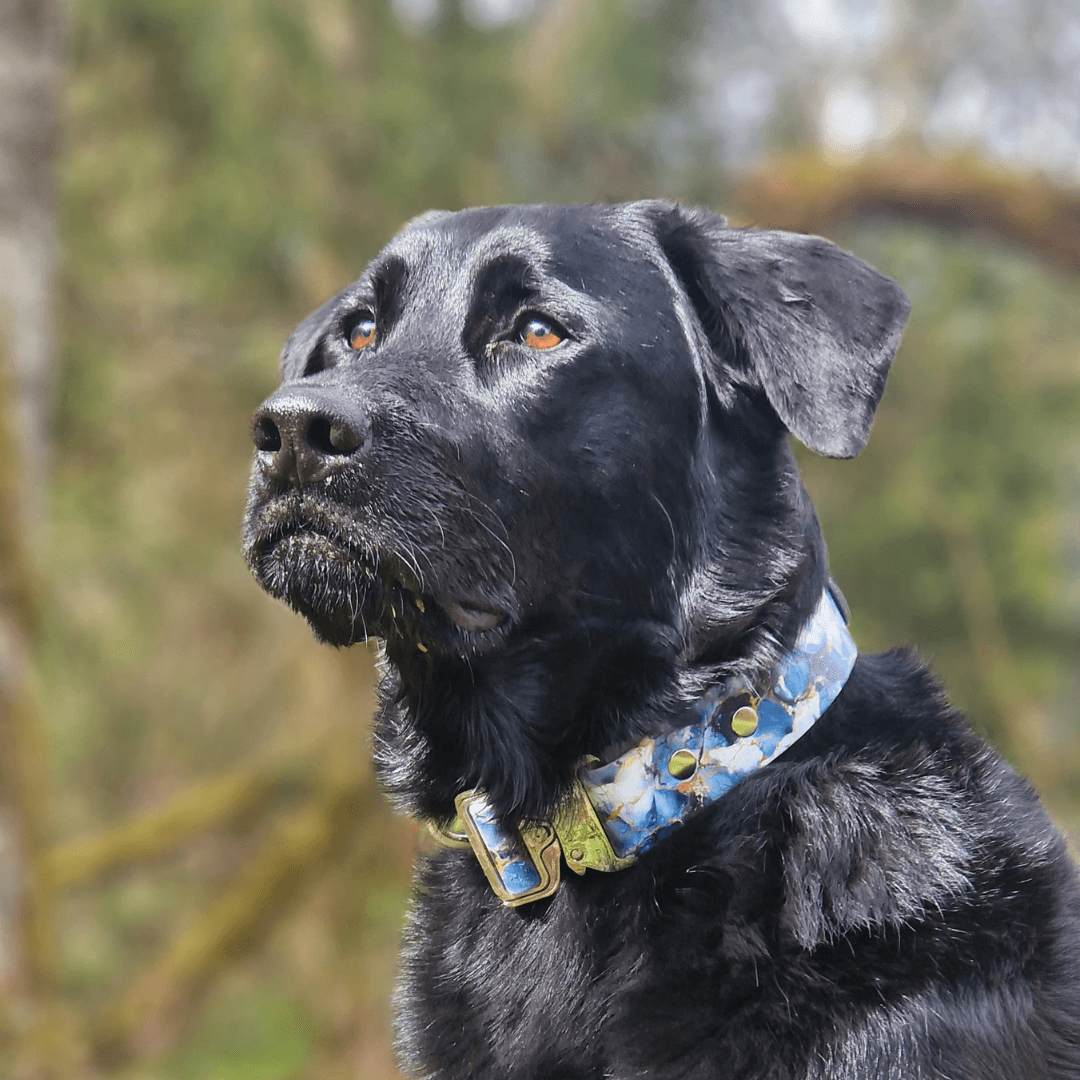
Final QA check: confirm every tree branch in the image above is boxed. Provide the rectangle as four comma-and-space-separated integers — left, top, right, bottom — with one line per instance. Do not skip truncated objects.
88, 767, 374, 1069
735, 152, 1080, 273
43, 756, 316, 891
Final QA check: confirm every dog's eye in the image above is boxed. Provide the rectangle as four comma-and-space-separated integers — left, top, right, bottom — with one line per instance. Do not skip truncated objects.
348, 314, 377, 351
519, 317, 564, 350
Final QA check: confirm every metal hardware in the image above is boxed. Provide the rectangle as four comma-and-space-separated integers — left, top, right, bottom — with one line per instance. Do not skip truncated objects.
730, 705, 759, 737
667, 748, 697, 779
517, 823, 562, 902
455, 790, 562, 907
427, 813, 472, 850
554, 777, 635, 875
429, 777, 636, 906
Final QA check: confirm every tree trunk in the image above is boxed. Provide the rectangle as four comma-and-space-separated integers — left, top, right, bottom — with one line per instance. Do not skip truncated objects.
0, 0, 64, 529
0, 0, 64, 1070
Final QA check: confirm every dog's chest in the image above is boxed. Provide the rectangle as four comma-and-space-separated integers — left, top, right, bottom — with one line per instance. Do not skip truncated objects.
397, 858, 613, 1077
395, 839, 809, 1079
391, 734, 1080, 1080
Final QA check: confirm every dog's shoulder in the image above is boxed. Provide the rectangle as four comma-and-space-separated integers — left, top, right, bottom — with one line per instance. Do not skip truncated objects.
772, 648, 1066, 946
617, 647, 1080, 1077
659, 647, 1077, 965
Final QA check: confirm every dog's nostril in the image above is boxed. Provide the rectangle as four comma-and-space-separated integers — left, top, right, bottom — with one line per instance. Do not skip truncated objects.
308, 415, 365, 456
252, 415, 282, 453
329, 419, 364, 454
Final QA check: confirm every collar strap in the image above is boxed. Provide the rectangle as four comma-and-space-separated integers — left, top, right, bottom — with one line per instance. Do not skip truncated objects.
430, 588, 857, 907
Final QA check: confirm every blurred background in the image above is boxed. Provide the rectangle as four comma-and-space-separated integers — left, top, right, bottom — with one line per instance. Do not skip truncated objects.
1, 0, 1079, 1075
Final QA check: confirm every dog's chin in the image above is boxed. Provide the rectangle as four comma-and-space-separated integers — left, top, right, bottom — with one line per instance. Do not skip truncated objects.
249, 529, 515, 654
253, 531, 379, 646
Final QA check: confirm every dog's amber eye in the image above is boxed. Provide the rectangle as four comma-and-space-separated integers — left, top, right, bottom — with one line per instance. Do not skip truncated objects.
348, 315, 377, 351
520, 318, 563, 350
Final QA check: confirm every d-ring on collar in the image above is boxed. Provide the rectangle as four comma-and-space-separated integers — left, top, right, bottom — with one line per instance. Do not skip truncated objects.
431, 588, 857, 907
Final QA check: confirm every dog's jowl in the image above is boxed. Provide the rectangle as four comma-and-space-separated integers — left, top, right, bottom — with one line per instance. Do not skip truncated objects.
243, 203, 1080, 1079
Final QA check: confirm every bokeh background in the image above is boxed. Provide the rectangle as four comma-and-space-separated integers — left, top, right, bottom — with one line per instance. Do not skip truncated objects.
1, 0, 1079, 1075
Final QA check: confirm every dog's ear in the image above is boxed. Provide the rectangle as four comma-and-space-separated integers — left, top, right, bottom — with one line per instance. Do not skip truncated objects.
651, 203, 909, 458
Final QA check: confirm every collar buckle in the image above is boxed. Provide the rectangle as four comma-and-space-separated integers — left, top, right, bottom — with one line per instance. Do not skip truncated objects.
453, 789, 562, 907
438, 774, 633, 907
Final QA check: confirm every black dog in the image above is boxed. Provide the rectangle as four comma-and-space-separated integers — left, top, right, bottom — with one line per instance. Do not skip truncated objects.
243, 202, 1080, 1079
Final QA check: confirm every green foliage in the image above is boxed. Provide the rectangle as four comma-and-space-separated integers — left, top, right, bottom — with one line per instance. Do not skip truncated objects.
164, 982, 316, 1080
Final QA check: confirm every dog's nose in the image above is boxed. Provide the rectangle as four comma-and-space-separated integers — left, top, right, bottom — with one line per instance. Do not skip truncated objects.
250, 388, 372, 487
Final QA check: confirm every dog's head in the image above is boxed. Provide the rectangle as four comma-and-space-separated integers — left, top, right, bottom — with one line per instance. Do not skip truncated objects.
242, 202, 907, 820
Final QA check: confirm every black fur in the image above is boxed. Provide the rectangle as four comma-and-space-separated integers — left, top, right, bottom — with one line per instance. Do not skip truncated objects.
242, 202, 1080, 1078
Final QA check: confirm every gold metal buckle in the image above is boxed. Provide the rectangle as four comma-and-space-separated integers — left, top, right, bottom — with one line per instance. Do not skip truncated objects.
428, 774, 636, 907
426, 812, 472, 850
454, 790, 562, 907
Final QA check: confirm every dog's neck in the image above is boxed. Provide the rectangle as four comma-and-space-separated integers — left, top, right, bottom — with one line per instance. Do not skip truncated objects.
374, 474, 833, 830
427, 586, 857, 906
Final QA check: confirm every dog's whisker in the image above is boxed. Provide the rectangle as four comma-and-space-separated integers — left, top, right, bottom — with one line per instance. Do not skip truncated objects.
427, 507, 447, 548
652, 492, 678, 555
465, 511, 516, 588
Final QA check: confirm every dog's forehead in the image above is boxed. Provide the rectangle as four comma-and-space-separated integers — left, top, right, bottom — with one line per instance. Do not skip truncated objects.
351, 202, 712, 419
378, 203, 663, 296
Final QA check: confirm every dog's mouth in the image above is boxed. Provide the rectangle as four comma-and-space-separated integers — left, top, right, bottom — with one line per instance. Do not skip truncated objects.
244, 520, 377, 645
244, 504, 513, 649
441, 600, 506, 633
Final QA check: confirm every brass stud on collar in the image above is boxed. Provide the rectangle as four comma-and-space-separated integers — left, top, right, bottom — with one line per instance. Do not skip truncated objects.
668, 749, 697, 780
731, 706, 759, 738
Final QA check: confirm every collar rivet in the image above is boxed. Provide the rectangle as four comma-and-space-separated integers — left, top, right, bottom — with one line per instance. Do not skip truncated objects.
731, 706, 759, 737
668, 749, 697, 779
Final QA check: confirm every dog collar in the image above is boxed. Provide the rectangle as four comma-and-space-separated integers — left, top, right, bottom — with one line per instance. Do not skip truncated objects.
430, 588, 857, 907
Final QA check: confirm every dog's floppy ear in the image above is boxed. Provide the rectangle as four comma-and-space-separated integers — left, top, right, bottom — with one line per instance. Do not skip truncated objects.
652, 204, 909, 458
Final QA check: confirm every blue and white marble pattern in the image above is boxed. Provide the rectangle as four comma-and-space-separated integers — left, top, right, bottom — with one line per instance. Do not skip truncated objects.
460, 792, 542, 897
582, 590, 857, 860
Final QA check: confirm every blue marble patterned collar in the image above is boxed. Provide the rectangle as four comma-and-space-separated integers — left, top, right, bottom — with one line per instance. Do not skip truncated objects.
440, 588, 858, 906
